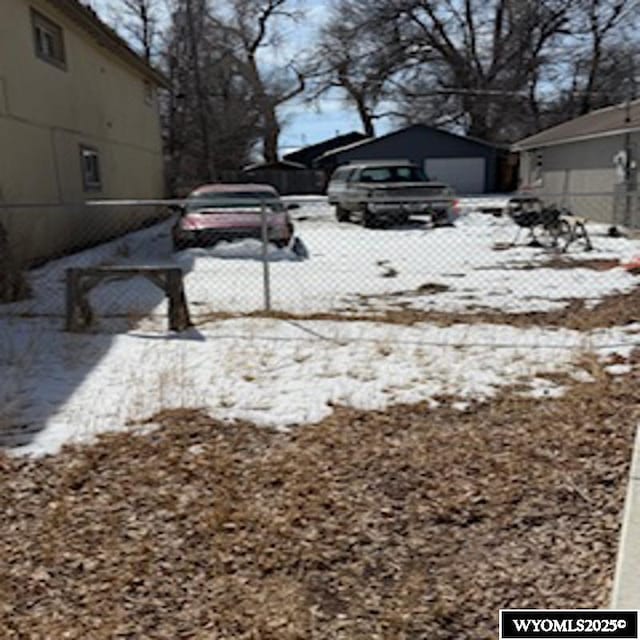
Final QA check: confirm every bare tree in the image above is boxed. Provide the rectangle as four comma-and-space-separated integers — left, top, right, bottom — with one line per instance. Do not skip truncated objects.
572, 0, 637, 114
162, 0, 262, 191
320, 0, 639, 143
383, 0, 574, 141
206, 0, 306, 163
108, 0, 160, 62
310, 0, 405, 137
164, 0, 216, 182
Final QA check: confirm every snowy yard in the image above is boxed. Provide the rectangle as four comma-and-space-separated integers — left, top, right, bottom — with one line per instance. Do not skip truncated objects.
1, 198, 639, 455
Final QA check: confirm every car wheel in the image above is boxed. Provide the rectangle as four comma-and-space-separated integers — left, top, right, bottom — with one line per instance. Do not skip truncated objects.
172, 236, 189, 251
335, 206, 350, 222
291, 237, 309, 258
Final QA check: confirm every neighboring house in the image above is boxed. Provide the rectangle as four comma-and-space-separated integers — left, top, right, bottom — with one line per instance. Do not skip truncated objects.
514, 99, 640, 228
283, 131, 368, 169
314, 124, 517, 194
0, 0, 168, 265
242, 160, 307, 172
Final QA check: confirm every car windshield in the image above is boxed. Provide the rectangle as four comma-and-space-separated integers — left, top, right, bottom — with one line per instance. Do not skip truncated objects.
359, 166, 428, 182
185, 191, 284, 213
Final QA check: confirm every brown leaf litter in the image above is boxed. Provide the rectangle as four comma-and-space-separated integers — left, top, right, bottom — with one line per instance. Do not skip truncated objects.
2, 353, 639, 638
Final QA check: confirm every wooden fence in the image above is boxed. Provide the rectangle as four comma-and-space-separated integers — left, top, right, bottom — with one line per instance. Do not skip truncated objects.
218, 169, 327, 195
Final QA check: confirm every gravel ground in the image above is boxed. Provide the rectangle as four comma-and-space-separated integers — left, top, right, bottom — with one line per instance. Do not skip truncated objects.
2, 351, 639, 639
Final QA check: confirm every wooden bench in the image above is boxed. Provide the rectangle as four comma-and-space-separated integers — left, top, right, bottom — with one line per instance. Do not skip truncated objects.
66, 266, 192, 332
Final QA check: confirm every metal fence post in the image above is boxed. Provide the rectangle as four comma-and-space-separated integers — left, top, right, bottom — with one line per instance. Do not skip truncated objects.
260, 200, 271, 311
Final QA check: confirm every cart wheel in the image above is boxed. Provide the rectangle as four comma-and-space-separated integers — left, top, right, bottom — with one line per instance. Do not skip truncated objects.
574, 221, 593, 251
531, 225, 553, 249
538, 219, 570, 250
555, 219, 573, 252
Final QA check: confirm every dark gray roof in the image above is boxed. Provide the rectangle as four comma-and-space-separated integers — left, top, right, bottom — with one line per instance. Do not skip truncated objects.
317, 124, 501, 162
242, 160, 306, 172
515, 99, 640, 150
341, 159, 415, 167
283, 132, 368, 167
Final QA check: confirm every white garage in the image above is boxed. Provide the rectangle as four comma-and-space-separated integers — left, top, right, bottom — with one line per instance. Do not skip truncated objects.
424, 157, 486, 194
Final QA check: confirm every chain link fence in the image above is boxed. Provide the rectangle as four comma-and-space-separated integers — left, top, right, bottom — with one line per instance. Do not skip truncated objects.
1, 191, 639, 451
1, 191, 639, 326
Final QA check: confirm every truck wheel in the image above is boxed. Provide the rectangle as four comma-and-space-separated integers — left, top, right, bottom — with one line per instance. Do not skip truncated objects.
335, 206, 350, 222
432, 209, 454, 227
363, 209, 377, 228
394, 213, 410, 226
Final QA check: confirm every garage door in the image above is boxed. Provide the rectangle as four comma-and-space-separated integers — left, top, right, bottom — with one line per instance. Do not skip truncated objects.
424, 157, 486, 194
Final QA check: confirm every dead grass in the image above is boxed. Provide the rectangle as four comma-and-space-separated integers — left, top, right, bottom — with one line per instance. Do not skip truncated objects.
478, 257, 621, 272
195, 284, 640, 332
348, 282, 451, 305
542, 257, 621, 271
1, 354, 639, 638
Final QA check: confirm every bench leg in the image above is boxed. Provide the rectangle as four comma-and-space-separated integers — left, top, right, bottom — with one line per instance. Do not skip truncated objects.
65, 269, 78, 331
166, 270, 192, 331
66, 269, 93, 332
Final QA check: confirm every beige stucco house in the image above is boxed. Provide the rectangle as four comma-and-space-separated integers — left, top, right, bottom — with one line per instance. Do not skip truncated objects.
514, 100, 640, 229
0, 0, 168, 265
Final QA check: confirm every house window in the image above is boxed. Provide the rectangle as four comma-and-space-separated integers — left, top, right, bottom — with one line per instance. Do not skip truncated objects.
31, 9, 66, 69
80, 146, 102, 191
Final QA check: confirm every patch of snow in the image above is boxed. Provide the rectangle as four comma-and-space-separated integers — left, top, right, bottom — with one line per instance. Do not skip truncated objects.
1, 201, 638, 457
524, 377, 567, 399
1, 316, 637, 457
2, 206, 639, 320
606, 364, 633, 376
570, 369, 596, 384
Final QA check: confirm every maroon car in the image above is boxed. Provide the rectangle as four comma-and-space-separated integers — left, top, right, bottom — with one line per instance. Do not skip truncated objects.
172, 184, 295, 251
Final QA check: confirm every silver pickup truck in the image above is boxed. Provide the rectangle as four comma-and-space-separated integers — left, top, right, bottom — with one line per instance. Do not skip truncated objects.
326, 160, 457, 227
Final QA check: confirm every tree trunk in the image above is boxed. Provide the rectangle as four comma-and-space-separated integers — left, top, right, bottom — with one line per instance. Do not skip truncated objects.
262, 105, 280, 164
580, 36, 602, 115
246, 54, 281, 163
464, 93, 492, 141
355, 95, 375, 137
185, 0, 215, 181
140, 1, 151, 62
